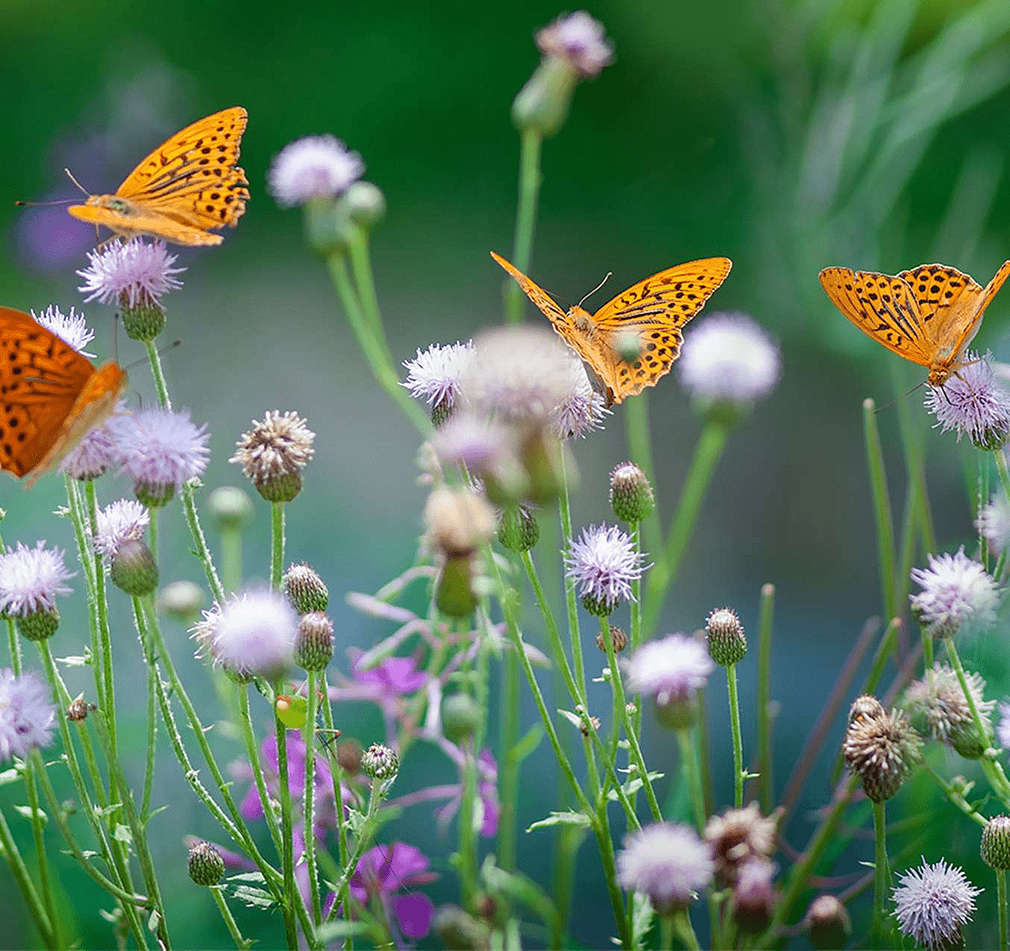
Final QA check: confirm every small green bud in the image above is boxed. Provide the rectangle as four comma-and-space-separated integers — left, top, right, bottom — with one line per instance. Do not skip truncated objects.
805, 895, 851, 951
581, 592, 616, 617
609, 462, 655, 523
436, 555, 478, 618
303, 196, 355, 257
254, 470, 302, 504
283, 563, 330, 614
346, 181, 386, 230
361, 743, 399, 781
705, 607, 747, 667
511, 57, 580, 137
110, 539, 159, 597
134, 481, 175, 508
442, 693, 482, 743
294, 611, 334, 671
208, 486, 255, 531
187, 840, 225, 886
157, 580, 206, 621
17, 609, 59, 642
982, 815, 1010, 869
497, 505, 539, 553
121, 301, 166, 342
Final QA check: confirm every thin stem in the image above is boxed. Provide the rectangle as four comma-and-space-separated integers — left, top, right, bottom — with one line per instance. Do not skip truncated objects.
677, 728, 706, 833
727, 664, 744, 808
996, 449, 1010, 503
275, 720, 299, 942
862, 398, 898, 623
458, 743, 479, 911
673, 909, 702, 951
142, 644, 157, 820
624, 395, 662, 560
347, 228, 397, 369
499, 637, 520, 872
24, 740, 59, 947
220, 524, 243, 594
303, 670, 322, 924
144, 339, 173, 409
521, 551, 580, 704
270, 502, 285, 590
212, 887, 249, 950
559, 452, 587, 698
659, 914, 673, 951
237, 687, 283, 853
999, 870, 1008, 951
319, 672, 351, 947
323, 780, 385, 924
504, 129, 543, 324
922, 763, 987, 826
756, 583, 775, 812
183, 482, 226, 603
872, 800, 889, 942
0, 806, 53, 947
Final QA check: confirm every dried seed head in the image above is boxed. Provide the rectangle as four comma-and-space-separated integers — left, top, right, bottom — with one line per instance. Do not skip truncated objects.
230, 411, 316, 502
904, 664, 994, 759
705, 607, 747, 667
704, 803, 780, 886
596, 626, 628, 654
67, 696, 89, 722
843, 704, 922, 802
848, 694, 885, 725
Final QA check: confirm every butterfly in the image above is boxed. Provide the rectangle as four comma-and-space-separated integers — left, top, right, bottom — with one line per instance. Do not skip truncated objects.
819, 261, 1010, 386
67, 106, 249, 246
491, 251, 732, 404
0, 307, 125, 486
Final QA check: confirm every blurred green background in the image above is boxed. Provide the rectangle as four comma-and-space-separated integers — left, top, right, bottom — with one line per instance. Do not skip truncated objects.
3, 0, 1010, 946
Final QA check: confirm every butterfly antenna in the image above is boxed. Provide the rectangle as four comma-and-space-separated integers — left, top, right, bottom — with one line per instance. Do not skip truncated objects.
63, 168, 90, 196
873, 379, 927, 414
14, 197, 76, 208
577, 271, 613, 309
122, 340, 182, 372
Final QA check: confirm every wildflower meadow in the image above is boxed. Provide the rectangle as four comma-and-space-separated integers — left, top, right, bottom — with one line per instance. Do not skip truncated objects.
8, 2, 1010, 949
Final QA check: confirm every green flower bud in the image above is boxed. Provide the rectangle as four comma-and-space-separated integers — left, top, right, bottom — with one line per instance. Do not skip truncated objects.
609, 462, 655, 523
512, 57, 580, 138
361, 743, 399, 781
157, 580, 206, 621
187, 840, 225, 886
982, 816, 1010, 870
442, 693, 482, 743
346, 181, 386, 230
436, 555, 478, 618
110, 539, 159, 597
294, 611, 334, 671
17, 609, 59, 642
705, 607, 747, 667
121, 301, 166, 342
208, 486, 255, 531
134, 481, 175, 508
497, 505, 539, 553
805, 895, 851, 951
303, 196, 355, 257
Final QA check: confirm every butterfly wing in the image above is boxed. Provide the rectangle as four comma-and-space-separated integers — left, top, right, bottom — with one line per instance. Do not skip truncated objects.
66, 204, 226, 246
819, 267, 934, 366
590, 257, 733, 402
490, 251, 568, 325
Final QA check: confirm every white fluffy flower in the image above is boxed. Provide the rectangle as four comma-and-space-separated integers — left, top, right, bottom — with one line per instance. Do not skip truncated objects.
977, 493, 1010, 554
0, 542, 73, 617
30, 305, 95, 356
93, 500, 150, 561
617, 822, 713, 912
77, 238, 184, 307
536, 11, 614, 78
402, 342, 475, 412
909, 548, 1000, 638
268, 136, 364, 207
892, 859, 981, 950
623, 634, 714, 704
202, 589, 298, 679
679, 312, 780, 405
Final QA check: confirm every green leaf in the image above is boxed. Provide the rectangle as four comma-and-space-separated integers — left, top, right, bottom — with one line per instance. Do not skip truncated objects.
232, 885, 277, 910
311, 921, 372, 944
147, 909, 161, 934
56, 654, 89, 667
630, 891, 655, 950
0, 768, 20, 786
526, 811, 591, 833
227, 871, 266, 885
13, 805, 47, 825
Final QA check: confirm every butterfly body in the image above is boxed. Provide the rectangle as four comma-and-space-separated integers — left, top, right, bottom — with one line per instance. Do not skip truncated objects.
0, 307, 126, 485
819, 261, 1010, 386
67, 106, 249, 247
491, 251, 732, 404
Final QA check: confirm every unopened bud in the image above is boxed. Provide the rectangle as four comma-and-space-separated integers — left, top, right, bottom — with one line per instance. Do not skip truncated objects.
982, 815, 1010, 870
497, 505, 539, 553
805, 895, 851, 950
705, 607, 747, 667
110, 539, 159, 597
208, 486, 255, 531
283, 563, 329, 614
609, 462, 655, 523
294, 612, 334, 671
187, 840, 224, 886
361, 743, 399, 781
442, 693, 482, 743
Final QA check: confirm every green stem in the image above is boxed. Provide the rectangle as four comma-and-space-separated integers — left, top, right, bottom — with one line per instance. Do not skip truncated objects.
673, 909, 702, 951
237, 687, 283, 853
458, 743, 479, 911
756, 583, 775, 812
659, 914, 673, 951
270, 502, 285, 590
303, 670, 322, 924
212, 887, 249, 950
624, 398, 663, 563
727, 664, 744, 808
521, 551, 580, 704
559, 452, 587, 699
183, 482, 226, 604
0, 806, 54, 947
677, 728, 706, 833
999, 870, 1008, 951
862, 398, 898, 623
323, 780, 384, 924
23, 732, 59, 948
996, 450, 1010, 503
220, 524, 243, 594
347, 228, 397, 369
275, 718, 299, 943
643, 420, 730, 636
142, 639, 157, 821
144, 339, 172, 409
499, 640, 520, 872
922, 763, 988, 827
504, 129, 543, 324
319, 672, 351, 948
872, 800, 889, 941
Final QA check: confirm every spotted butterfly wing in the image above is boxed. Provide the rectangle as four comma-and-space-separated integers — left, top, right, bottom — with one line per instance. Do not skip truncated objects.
0, 307, 125, 485
68, 107, 249, 246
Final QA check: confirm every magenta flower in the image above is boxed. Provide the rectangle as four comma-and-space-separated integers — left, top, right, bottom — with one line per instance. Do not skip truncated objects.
349, 843, 436, 939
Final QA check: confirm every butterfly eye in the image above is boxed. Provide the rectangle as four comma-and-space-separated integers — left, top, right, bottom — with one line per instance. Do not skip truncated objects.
108, 198, 129, 213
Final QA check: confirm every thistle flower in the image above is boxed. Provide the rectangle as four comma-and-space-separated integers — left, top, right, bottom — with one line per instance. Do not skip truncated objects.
892, 859, 981, 951
909, 547, 1000, 638
199, 588, 298, 680
678, 312, 781, 413
187, 841, 225, 887
553, 354, 608, 438
230, 410, 315, 502
30, 304, 95, 355
623, 634, 714, 729
616, 822, 713, 913
904, 664, 994, 758
0, 542, 72, 640
93, 499, 149, 561
268, 135, 364, 207
424, 486, 496, 558
497, 505, 539, 553
0, 668, 55, 760
843, 704, 921, 802
925, 352, 1010, 450
535, 11, 614, 78
609, 461, 655, 523
294, 612, 334, 671
283, 563, 329, 614
704, 803, 779, 885
564, 523, 645, 616
977, 493, 1010, 554
77, 238, 184, 308
108, 408, 210, 506
431, 412, 512, 472
361, 743, 399, 781
59, 418, 118, 481
705, 606, 747, 667
403, 342, 475, 424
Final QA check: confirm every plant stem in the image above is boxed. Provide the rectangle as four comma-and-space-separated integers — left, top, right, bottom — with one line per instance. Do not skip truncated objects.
559, 452, 587, 698
303, 670, 322, 924
347, 228, 397, 369
220, 523, 243, 594
673, 909, 702, 951
323, 780, 384, 924
624, 394, 662, 559
144, 339, 172, 409
727, 664, 744, 808
499, 635, 520, 873
275, 719, 299, 944
756, 583, 775, 812
271, 502, 285, 590
677, 728, 706, 833
872, 800, 889, 942
458, 743, 479, 911
999, 870, 1008, 951
182, 482, 226, 603
0, 806, 53, 947
504, 129, 543, 324
212, 887, 249, 950
862, 398, 898, 623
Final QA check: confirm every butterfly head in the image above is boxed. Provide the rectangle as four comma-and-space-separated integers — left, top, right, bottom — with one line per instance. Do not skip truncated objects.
86, 195, 133, 215
567, 306, 597, 335
928, 364, 953, 387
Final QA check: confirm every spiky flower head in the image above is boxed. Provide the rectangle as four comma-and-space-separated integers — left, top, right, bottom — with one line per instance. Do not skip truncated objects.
564, 523, 645, 616
910, 547, 1000, 638
230, 410, 316, 502
623, 634, 714, 729
0, 541, 72, 640
616, 822, 713, 914
60, 409, 122, 481
553, 353, 609, 439
208, 486, 255, 531
892, 859, 981, 951
108, 408, 210, 506
0, 668, 55, 760
536, 11, 614, 77
283, 563, 329, 614
403, 342, 475, 424
704, 803, 779, 886
981, 816, 1010, 870
904, 664, 994, 759
804, 895, 852, 951
977, 493, 1010, 555
294, 611, 334, 671
268, 135, 364, 207
93, 499, 149, 561
31, 304, 95, 355
497, 505, 539, 553
424, 486, 496, 558
77, 238, 184, 309
926, 352, 1010, 450
679, 312, 781, 414
187, 841, 225, 887
361, 743, 399, 781
705, 607, 747, 667
199, 588, 298, 680
843, 704, 922, 802
609, 461, 655, 523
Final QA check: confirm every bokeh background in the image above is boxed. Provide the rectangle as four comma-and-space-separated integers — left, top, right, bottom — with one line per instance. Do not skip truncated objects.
3, 0, 1010, 946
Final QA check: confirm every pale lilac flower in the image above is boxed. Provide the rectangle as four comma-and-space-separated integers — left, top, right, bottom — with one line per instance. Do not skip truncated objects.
268, 136, 364, 207
30, 305, 95, 356
536, 11, 614, 77
60, 418, 118, 481
904, 664, 994, 747
624, 634, 714, 704
431, 412, 512, 472
925, 352, 1010, 450
347, 843, 436, 939
679, 312, 780, 405
553, 354, 609, 438
998, 703, 1010, 750
93, 499, 149, 561
0, 542, 73, 617
617, 822, 713, 912
0, 669, 55, 760
204, 589, 298, 679
892, 859, 981, 950
564, 524, 645, 614
977, 493, 1010, 554
77, 238, 184, 307
909, 547, 999, 638
108, 408, 210, 496
402, 342, 475, 413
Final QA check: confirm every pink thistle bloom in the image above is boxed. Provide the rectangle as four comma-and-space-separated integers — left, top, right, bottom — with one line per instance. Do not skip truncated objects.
268, 136, 364, 207
0, 542, 73, 617
0, 668, 55, 760
77, 238, 184, 308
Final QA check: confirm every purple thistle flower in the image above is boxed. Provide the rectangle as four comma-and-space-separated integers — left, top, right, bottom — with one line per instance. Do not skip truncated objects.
564, 523, 645, 615
268, 135, 364, 207
536, 11, 614, 78
925, 352, 1010, 450
0, 669, 55, 760
77, 238, 184, 308
402, 342, 475, 415
201, 588, 297, 679
553, 354, 609, 439
892, 858, 981, 950
0, 542, 73, 617
93, 499, 149, 561
30, 305, 95, 356
909, 547, 999, 638
679, 312, 781, 406
624, 634, 714, 705
431, 412, 513, 472
978, 493, 1010, 554
348, 843, 436, 939
617, 822, 714, 913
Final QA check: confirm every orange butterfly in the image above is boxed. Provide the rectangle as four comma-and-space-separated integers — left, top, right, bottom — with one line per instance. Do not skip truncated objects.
819, 261, 1010, 386
0, 307, 125, 486
67, 107, 249, 247
491, 252, 732, 404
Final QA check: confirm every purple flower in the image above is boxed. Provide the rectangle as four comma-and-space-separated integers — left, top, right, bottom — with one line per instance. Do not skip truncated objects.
200, 588, 297, 679
0, 669, 55, 760
352, 655, 428, 697
925, 351, 1010, 450
892, 859, 981, 950
553, 354, 609, 439
93, 499, 149, 561
536, 11, 614, 78
30, 305, 95, 356
0, 542, 73, 617
268, 136, 364, 207
617, 822, 713, 913
431, 412, 514, 473
349, 843, 436, 939
565, 523, 645, 615
909, 547, 1000, 638
77, 238, 184, 308
108, 408, 210, 499
402, 342, 475, 414
60, 414, 120, 481
978, 494, 1010, 554
431, 748, 500, 838
623, 634, 714, 704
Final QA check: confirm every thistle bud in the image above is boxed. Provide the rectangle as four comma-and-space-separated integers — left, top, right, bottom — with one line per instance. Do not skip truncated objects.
121, 302, 166, 342
804, 895, 851, 950
705, 607, 747, 667
208, 486, 255, 531
157, 580, 205, 622
134, 481, 175, 508
609, 462, 655, 523
17, 609, 60, 642
283, 563, 329, 614
110, 539, 159, 597
346, 181, 386, 230
187, 840, 225, 886
497, 505, 539, 553
425, 487, 496, 558
981, 815, 1010, 870
595, 626, 628, 654
361, 743, 399, 782
230, 411, 316, 503
294, 611, 334, 671
303, 196, 356, 257
435, 555, 478, 618
842, 703, 921, 802
442, 693, 482, 743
